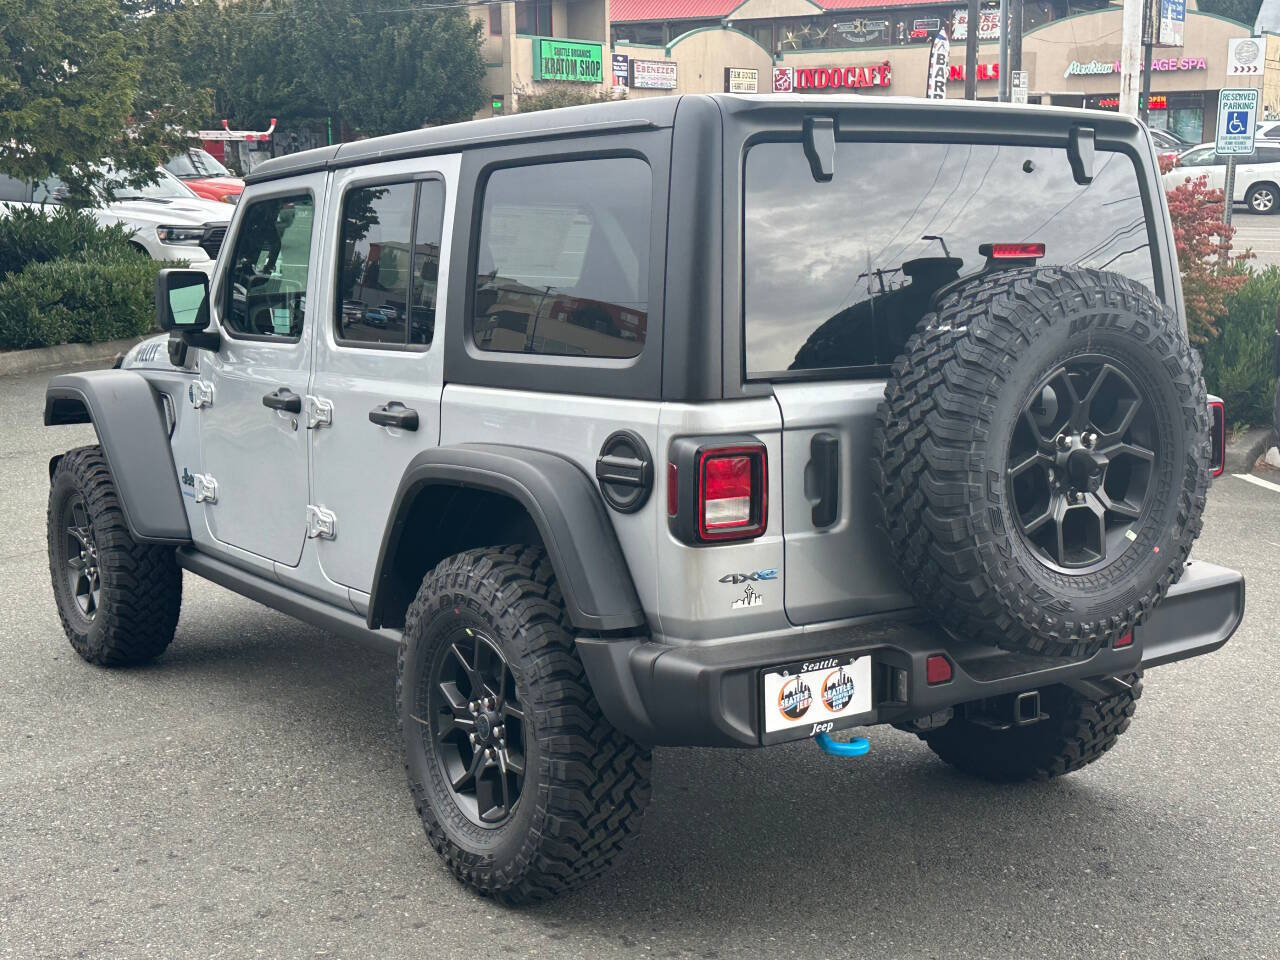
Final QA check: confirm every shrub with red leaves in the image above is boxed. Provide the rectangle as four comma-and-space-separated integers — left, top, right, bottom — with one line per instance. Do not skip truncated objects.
1160, 153, 1251, 343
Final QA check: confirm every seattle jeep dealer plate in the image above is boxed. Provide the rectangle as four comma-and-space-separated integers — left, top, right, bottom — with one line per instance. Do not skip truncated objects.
761, 654, 872, 736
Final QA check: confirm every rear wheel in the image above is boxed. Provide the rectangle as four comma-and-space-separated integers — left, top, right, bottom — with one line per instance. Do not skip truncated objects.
398, 545, 651, 903
920, 674, 1142, 781
47, 446, 182, 666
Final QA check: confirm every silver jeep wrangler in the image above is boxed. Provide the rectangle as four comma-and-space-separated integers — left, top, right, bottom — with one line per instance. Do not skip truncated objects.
44, 95, 1244, 903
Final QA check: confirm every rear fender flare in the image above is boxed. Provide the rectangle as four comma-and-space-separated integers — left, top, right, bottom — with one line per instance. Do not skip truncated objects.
369, 445, 645, 633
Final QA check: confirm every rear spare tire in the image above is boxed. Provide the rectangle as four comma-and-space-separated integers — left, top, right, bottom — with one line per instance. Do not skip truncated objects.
874, 267, 1209, 658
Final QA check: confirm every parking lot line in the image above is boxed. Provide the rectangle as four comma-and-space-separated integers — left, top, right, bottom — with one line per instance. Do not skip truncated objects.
1233, 472, 1280, 493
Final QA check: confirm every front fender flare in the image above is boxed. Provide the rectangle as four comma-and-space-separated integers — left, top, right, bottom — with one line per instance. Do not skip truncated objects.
370, 445, 645, 633
44, 370, 190, 544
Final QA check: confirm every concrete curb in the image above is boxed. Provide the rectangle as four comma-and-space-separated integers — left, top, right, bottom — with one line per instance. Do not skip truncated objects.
1225, 424, 1278, 475
0, 336, 146, 377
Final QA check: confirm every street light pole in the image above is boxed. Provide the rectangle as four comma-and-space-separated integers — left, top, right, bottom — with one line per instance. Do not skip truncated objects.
1119, 0, 1144, 116
964, 0, 979, 100
1140, 0, 1154, 122
998, 0, 1009, 101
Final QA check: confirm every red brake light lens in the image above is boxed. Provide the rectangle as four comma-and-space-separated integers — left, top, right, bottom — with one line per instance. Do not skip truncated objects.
1209, 399, 1226, 477
1114, 632, 1134, 649
696, 446, 767, 542
925, 654, 953, 685
988, 242, 1046, 260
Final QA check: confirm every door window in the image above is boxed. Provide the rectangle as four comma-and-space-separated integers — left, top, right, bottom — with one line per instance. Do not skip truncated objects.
471, 158, 650, 359
335, 179, 445, 348
1179, 147, 1217, 167
224, 193, 314, 339
337, 183, 414, 346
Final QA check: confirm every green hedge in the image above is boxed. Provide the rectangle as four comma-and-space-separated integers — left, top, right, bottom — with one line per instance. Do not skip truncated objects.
0, 255, 166, 350
0, 206, 138, 279
1201, 266, 1280, 428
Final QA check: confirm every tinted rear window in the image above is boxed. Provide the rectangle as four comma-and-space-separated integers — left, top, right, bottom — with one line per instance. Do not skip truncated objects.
471, 158, 650, 359
744, 141, 1157, 379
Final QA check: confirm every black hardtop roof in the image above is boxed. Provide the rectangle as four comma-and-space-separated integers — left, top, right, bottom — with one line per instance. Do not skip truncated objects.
245, 93, 1146, 184
245, 96, 681, 184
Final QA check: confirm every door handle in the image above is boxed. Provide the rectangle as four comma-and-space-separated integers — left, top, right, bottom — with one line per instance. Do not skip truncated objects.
369, 400, 419, 431
810, 432, 839, 529
262, 386, 302, 413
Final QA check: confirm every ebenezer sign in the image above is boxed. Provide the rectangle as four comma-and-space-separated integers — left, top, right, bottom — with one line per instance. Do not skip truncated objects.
772, 62, 892, 92
533, 38, 604, 83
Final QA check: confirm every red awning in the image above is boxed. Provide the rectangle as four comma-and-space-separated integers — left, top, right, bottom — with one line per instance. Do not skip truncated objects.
612, 0, 740, 23
613, 0, 949, 21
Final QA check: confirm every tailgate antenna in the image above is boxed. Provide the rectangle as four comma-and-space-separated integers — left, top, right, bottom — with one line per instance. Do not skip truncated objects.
814, 731, 870, 757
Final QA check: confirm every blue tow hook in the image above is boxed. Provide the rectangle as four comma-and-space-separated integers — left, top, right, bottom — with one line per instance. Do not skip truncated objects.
814, 732, 870, 757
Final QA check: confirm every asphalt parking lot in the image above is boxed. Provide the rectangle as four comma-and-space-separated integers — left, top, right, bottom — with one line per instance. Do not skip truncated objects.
1, 361, 1277, 960
1232, 209, 1280, 268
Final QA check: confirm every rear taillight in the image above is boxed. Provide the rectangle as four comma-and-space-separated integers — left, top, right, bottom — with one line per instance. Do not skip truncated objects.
1209, 398, 1225, 477
698, 448, 766, 540
668, 437, 768, 544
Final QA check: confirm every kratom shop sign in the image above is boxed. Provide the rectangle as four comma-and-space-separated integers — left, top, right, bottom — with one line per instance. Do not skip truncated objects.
1064, 56, 1206, 78
534, 38, 604, 83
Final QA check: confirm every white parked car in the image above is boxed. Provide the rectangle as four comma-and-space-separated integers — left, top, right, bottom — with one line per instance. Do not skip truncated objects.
1163, 142, 1280, 214
0, 167, 231, 273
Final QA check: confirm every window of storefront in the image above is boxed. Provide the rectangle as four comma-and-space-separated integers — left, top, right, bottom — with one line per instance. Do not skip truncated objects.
516, 0, 552, 35
613, 21, 668, 44
489, 2, 502, 35
1166, 92, 1206, 144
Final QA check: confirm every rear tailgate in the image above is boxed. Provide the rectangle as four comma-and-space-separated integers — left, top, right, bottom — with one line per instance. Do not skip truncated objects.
732, 105, 1170, 626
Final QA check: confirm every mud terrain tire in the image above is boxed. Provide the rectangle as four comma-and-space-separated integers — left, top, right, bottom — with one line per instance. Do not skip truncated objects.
875, 267, 1209, 658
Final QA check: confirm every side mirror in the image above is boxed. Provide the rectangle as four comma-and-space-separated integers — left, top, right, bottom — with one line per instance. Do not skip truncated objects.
155, 268, 219, 361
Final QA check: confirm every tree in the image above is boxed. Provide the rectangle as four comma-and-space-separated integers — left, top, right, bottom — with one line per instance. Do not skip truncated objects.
1197, 0, 1264, 27
0, 0, 196, 200
1160, 155, 1251, 343
171, 0, 486, 138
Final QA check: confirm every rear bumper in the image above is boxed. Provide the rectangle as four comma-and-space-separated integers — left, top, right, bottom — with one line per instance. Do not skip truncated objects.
578, 560, 1244, 748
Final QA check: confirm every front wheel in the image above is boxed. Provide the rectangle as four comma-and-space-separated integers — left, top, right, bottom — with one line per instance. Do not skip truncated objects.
1247, 182, 1279, 214
397, 545, 651, 904
47, 446, 182, 665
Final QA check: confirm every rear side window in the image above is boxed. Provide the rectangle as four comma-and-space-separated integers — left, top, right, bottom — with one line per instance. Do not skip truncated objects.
743, 141, 1158, 379
471, 158, 650, 359
1254, 145, 1280, 164
336, 179, 444, 348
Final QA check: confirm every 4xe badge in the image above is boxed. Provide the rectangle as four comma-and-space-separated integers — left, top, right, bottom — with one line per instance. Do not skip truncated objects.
719, 568, 777, 585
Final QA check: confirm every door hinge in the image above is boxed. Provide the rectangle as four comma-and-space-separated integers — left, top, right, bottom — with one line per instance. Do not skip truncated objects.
306, 504, 337, 540
192, 473, 218, 504
306, 395, 333, 429
188, 380, 214, 409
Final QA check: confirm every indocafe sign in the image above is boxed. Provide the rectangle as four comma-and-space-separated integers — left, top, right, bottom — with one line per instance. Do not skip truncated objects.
772, 62, 892, 92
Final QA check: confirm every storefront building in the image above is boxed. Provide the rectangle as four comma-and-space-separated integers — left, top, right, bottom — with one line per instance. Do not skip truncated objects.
604, 0, 1252, 142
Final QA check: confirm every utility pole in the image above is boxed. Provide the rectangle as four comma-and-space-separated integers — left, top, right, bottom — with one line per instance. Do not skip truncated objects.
1119, 0, 1144, 116
998, 0, 1010, 100
1008, 0, 1023, 84
964, 0, 979, 99
1140, 0, 1154, 122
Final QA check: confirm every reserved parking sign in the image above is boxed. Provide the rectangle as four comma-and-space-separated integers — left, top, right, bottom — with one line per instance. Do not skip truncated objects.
1216, 88, 1258, 156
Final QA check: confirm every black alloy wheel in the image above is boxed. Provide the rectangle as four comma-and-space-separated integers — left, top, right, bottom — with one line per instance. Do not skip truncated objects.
1007, 357, 1158, 572
63, 494, 102, 619
417, 626, 527, 827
